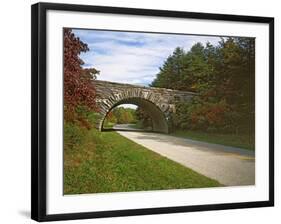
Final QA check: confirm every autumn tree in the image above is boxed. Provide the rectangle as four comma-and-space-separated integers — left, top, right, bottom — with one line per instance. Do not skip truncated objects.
63, 28, 99, 124
135, 107, 152, 128
112, 107, 136, 124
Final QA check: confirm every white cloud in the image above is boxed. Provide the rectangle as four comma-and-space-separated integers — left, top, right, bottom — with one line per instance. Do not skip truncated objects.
73, 29, 220, 86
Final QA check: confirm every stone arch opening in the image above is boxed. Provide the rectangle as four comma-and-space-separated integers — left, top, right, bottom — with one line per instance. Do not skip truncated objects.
100, 97, 169, 133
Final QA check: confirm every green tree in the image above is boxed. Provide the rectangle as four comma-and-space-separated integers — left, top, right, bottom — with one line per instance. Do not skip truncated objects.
151, 47, 186, 90
150, 37, 255, 134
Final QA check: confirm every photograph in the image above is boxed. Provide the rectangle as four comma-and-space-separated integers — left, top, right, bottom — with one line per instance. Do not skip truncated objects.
31, 2, 274, 221
63, 28, 255, 195
0, 0, 278, 223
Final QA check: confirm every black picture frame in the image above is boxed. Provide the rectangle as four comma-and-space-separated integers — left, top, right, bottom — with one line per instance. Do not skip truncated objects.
31, 2, 274, 222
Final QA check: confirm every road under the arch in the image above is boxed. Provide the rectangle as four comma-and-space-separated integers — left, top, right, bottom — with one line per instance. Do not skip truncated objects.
115, 126, 255, 186
102, 97, 169, 133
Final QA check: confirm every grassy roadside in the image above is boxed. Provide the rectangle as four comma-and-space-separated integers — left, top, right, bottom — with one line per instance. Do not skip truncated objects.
64, 125, 221, 194
171, 130, 254, 150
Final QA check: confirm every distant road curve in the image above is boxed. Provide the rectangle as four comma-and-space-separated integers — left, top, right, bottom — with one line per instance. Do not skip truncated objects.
112, 123, 145, 131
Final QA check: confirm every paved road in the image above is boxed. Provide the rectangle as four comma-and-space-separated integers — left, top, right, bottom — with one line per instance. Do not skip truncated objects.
116, 129, 255, 186
112, 124, 146, 131
112, 123, 153, 132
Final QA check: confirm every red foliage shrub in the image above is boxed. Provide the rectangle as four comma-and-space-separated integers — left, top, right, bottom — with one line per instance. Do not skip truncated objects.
63, 28, 99, 124
189, 101, 229, 130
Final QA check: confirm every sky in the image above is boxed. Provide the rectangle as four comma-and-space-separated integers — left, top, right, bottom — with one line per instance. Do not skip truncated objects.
73, 29, 221, 87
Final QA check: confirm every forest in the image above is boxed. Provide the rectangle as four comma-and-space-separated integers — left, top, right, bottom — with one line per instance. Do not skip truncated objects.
137, 38, 255, 140
63, 28, 255, 152
104, 107, 136, 128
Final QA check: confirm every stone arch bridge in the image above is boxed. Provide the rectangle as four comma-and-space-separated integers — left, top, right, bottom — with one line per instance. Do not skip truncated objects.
94, 80, 196, 133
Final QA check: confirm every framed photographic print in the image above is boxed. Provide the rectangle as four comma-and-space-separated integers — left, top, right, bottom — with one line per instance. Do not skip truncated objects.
31, 2, 274, 222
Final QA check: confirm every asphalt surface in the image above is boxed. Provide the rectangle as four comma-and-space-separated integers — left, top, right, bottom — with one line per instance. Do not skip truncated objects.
116, 128, 255, 186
